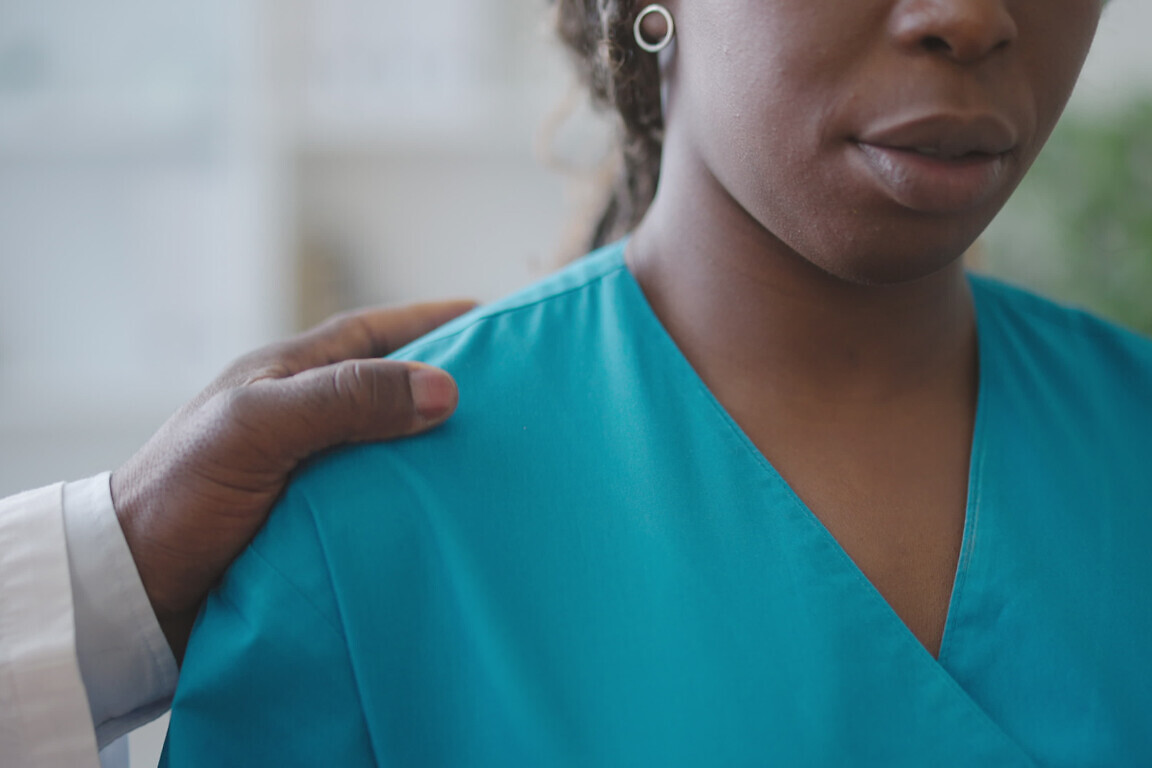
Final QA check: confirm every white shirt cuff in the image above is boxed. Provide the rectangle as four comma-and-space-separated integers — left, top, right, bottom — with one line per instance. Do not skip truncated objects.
62, 473, 179, 748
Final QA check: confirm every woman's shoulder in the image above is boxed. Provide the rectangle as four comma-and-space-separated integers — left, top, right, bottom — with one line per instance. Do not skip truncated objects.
287, 239, 638, 527
969, 271, 1152, 383
389, 240, 631, 371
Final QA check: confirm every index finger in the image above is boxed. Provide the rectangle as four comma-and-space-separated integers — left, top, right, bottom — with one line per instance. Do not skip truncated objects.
284, 300, 478, 370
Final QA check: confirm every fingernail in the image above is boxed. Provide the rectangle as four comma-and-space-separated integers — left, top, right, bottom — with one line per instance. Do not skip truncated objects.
408, 365, 457, 421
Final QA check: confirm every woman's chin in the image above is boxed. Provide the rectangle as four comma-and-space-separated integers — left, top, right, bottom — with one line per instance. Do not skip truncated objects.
805, 239, 974, 287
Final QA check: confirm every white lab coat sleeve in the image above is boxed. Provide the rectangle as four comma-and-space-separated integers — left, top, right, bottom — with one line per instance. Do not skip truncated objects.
0, 481, 101, 768
62, 473, 178, 748
0, 473, 180, 768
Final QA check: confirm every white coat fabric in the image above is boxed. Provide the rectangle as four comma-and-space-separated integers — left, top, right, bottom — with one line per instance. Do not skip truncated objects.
0, 474, 177, 768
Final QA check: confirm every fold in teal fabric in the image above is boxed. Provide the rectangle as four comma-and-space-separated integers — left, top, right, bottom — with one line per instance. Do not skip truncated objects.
163, 241, 1152, 766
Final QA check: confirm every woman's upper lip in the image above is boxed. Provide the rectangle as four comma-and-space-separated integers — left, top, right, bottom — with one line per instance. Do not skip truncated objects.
855, 113, 1018, 159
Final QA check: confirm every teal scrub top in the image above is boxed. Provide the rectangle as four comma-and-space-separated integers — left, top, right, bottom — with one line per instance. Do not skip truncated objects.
162, 240, 1152, 766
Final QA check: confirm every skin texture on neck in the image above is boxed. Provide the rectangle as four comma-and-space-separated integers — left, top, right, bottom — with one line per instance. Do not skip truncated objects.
627, 152, 977, 412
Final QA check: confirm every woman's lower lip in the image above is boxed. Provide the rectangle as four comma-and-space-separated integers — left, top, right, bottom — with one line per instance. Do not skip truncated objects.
853, 142, 1009, 213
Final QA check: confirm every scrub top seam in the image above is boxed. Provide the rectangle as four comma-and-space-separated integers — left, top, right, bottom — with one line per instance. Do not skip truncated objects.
936, 277, 994, 666
392, 258, 629, 362
936, 477, 982, 663
936, 398, 988, 666
681, 362, 923, 610
295, 483, 382, 764
243, 544, 344, 638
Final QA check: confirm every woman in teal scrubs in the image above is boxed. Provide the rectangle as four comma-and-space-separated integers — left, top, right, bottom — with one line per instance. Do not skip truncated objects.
163, 0, 1151, 764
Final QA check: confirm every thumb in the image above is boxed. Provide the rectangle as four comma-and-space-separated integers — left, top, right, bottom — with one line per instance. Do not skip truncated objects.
244, 359, 459, 460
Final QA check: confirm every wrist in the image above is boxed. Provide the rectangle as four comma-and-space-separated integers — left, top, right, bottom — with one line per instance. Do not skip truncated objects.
110, 463, 229, 664
110, 466, 189, 644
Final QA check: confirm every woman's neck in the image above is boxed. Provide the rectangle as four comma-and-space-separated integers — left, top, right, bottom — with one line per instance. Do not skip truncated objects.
625, 157, 977, 413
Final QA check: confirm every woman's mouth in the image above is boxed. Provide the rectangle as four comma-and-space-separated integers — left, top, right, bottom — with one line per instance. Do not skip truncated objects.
853, 142, 1010, 213
851, 113, 1018, 213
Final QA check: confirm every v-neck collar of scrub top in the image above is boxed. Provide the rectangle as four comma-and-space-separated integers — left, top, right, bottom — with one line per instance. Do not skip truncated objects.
611, 243, 1034, 762
614, 243, 991, 666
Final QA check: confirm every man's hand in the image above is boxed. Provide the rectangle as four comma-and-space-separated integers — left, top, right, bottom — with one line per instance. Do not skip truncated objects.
110, 301, 475, 661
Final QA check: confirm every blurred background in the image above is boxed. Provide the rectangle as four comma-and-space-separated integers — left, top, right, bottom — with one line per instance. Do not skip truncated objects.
0, 1, 1149, 765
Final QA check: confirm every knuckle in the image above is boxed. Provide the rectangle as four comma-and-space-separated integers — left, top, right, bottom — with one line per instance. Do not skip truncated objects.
224, 345, 295, 382
203, 385, 297, 461
322, 308, 359, 330
327, 361, 373, 418
315, 309, 356, 339
216, 386, 258, 427
342, 312, 386, 352
256, 341, 295, 366
331, 310, 391, 355
252, 361, 295, 383
330, 361, 416, 431
329, 360, 362, 401
200, 388, 265, 448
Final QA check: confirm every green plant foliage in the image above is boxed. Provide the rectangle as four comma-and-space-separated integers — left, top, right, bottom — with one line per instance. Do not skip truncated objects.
983, 98, 1152, 337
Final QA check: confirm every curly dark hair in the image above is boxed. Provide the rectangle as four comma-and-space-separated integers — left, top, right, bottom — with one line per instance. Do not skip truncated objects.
552, 1, 665, 251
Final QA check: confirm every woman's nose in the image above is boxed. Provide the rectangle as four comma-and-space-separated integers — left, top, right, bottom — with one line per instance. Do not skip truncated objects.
889, 0, 1019, 64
